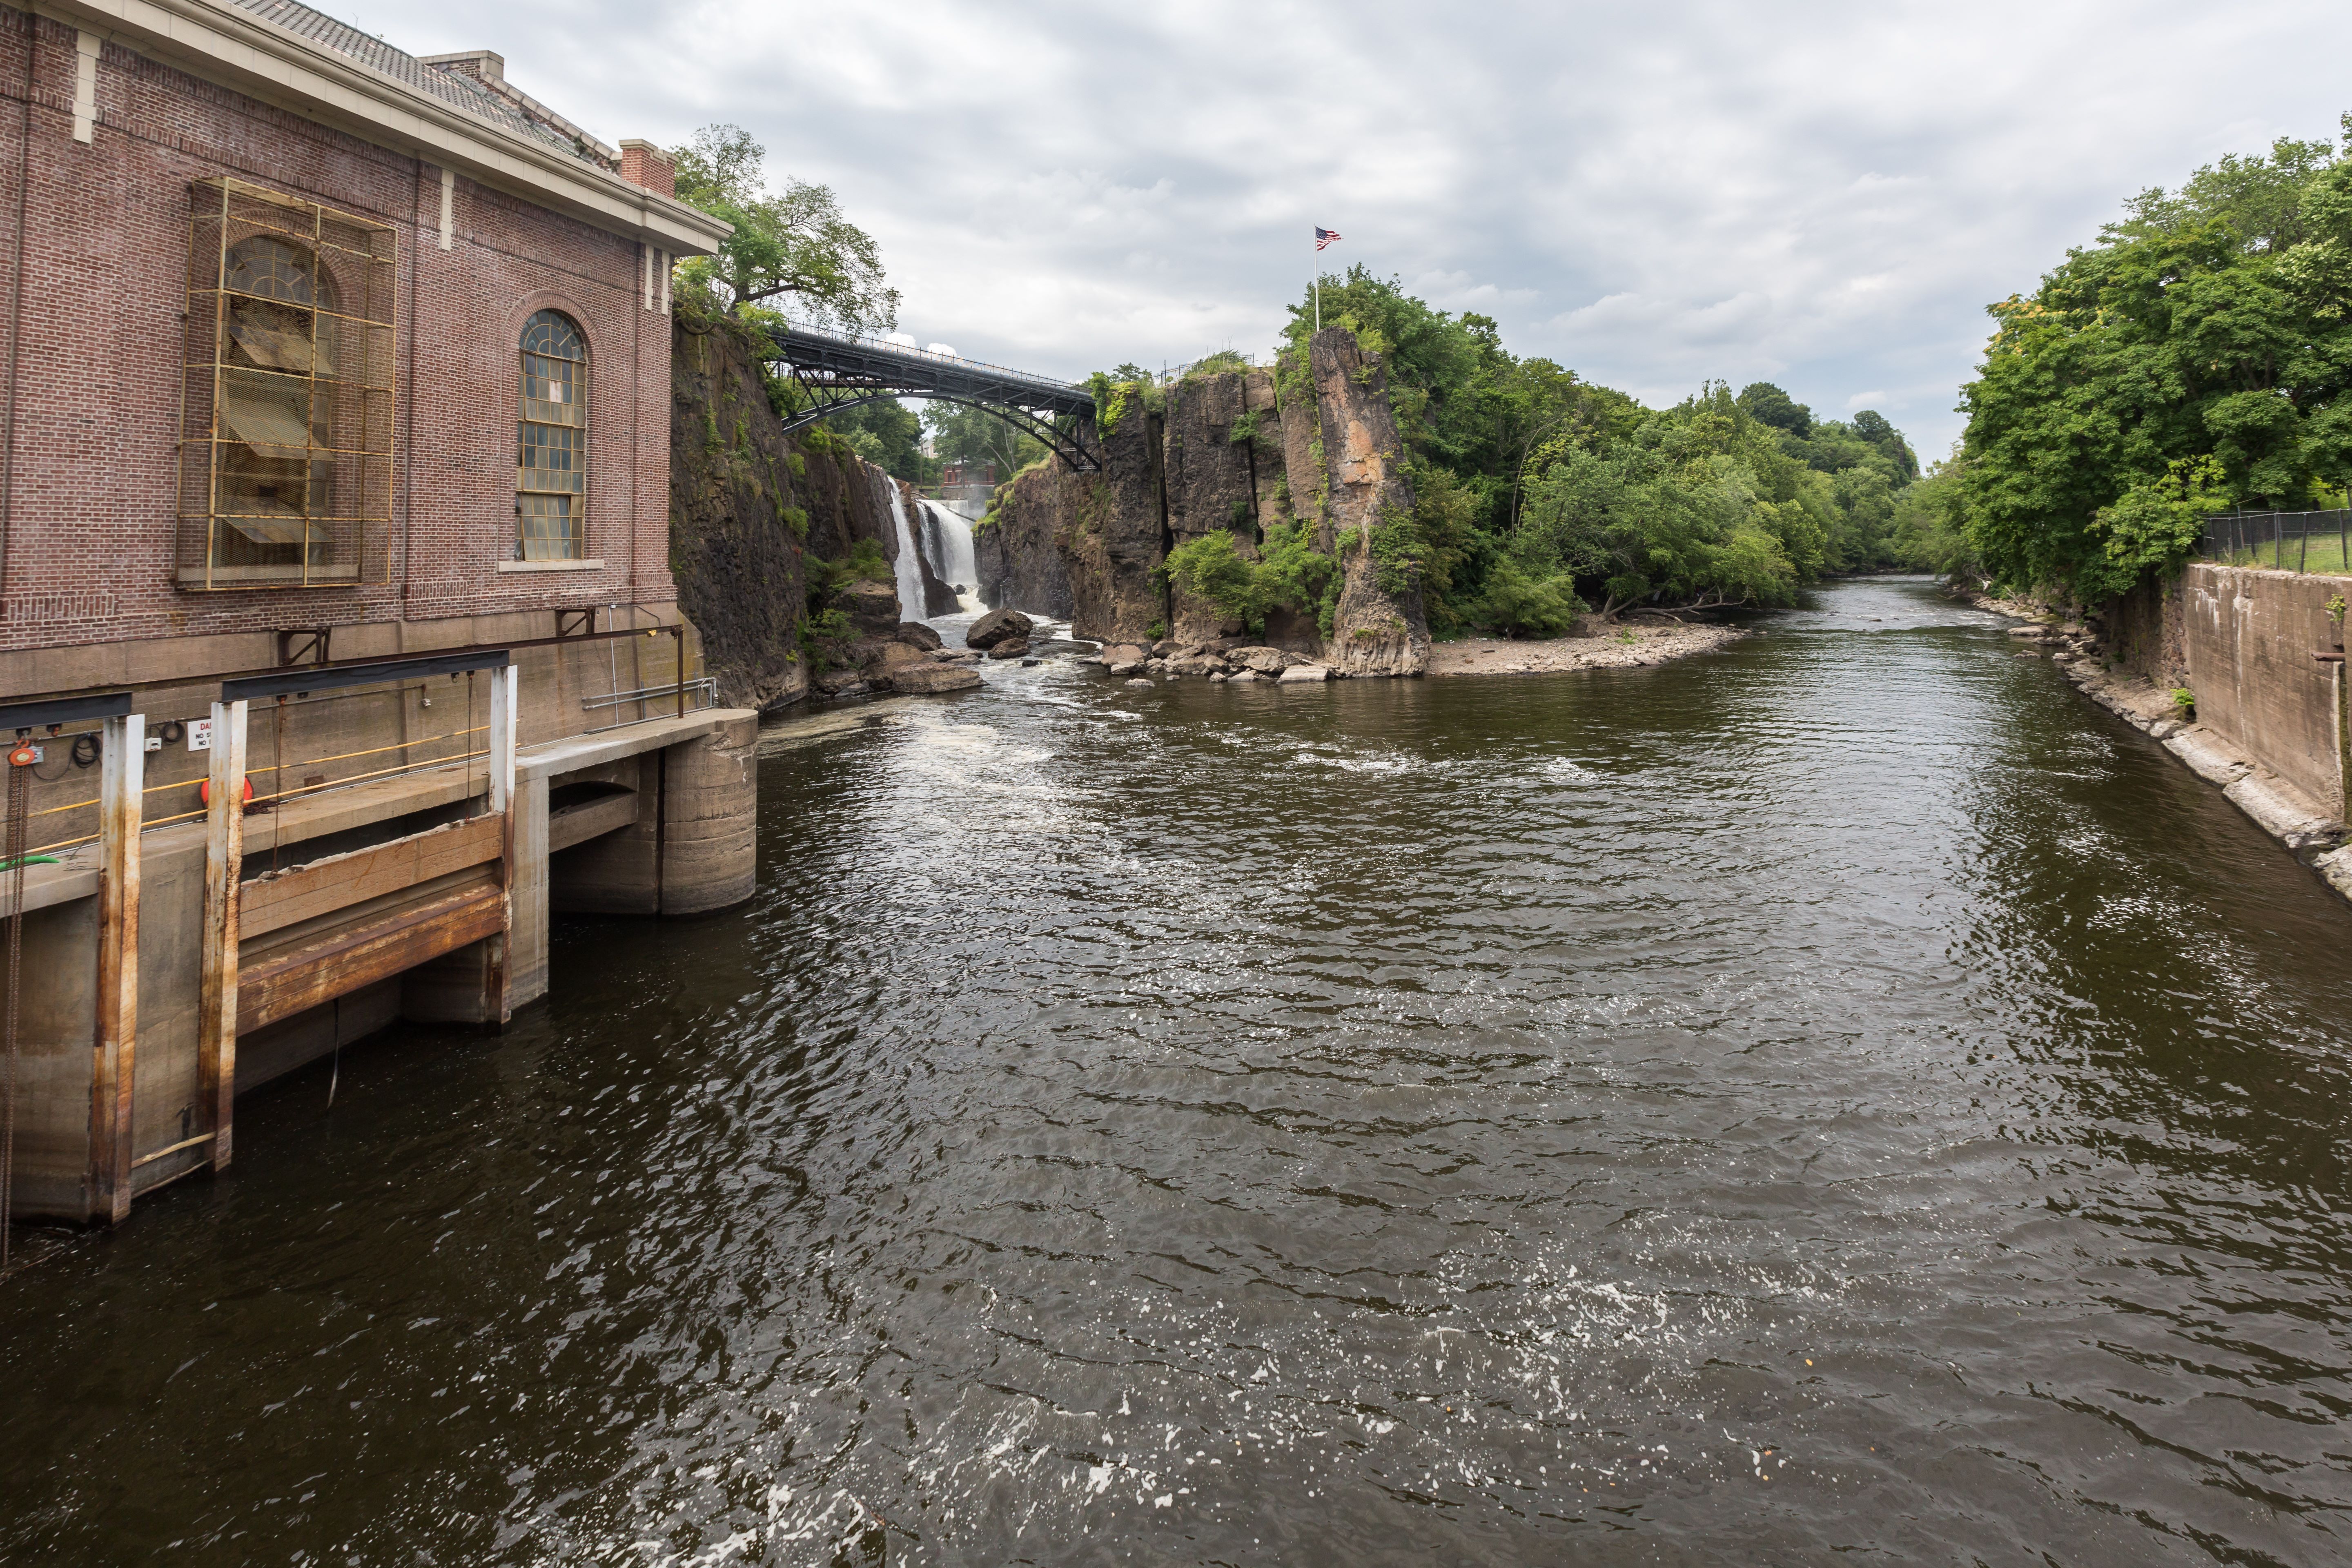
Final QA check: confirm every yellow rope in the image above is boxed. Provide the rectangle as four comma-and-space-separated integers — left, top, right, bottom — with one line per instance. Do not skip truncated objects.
28, 725, 490, 819
25, 747, 491, 856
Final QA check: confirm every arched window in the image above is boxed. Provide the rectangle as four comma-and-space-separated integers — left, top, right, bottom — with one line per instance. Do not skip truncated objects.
178, 177, 396, 590
517, 310, 587, 560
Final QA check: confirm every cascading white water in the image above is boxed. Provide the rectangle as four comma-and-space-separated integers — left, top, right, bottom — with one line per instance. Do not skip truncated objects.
919, 500, 980, 613
884, 478, 927, 624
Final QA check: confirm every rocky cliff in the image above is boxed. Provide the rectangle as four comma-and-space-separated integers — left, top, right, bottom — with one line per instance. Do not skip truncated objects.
668, 310, 960, 707
974, 325, 1429, 671
1305, 327, 1430, 677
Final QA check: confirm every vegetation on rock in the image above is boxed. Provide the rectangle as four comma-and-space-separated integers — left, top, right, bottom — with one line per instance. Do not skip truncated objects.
1273, 267, 1922, 628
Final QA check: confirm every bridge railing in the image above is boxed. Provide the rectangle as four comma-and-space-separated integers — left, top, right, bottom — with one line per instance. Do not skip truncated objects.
775, 318, 1089, 401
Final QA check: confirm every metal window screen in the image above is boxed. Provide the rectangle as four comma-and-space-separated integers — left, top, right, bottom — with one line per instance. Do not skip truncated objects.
517, 309, 587, 560
178, 178, 395, 590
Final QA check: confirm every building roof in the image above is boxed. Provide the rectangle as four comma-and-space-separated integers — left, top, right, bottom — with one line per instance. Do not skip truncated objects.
49, 0, 728, 254
228, 0, 613, 169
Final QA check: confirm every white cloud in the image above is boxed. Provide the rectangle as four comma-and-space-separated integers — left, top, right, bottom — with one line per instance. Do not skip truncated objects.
383, 0, 2350, 455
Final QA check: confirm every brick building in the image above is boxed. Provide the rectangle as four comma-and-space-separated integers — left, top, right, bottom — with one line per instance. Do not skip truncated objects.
0, 0, 760, 1227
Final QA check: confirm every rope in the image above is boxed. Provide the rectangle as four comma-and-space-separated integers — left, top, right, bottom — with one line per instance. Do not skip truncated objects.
2, 750, 27, 1267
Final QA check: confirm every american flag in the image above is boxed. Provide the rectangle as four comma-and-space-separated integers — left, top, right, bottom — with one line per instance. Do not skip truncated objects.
1316, 227, 1341, 251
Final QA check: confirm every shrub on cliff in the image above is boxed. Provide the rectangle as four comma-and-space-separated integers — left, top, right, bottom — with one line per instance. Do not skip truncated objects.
1161, 524, 1339, 636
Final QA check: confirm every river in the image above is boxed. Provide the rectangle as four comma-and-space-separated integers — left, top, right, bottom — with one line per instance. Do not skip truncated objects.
5, 577, 2350, 1565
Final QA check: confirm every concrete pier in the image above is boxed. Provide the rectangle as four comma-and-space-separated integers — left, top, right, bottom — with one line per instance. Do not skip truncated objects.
2, 692, 757, 1224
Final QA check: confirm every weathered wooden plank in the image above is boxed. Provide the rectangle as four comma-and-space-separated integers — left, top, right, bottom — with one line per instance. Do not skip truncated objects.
240, 813, 504, 938
198, 700, 247, 1172
87, 712, 143, 1224
546, 789, 638, 853
235, 880, 505, 1035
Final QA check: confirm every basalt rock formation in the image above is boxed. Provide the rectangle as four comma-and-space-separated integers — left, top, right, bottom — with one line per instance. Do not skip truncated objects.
669, 309, 956, 708
1307, 328, 1430, 677
975, 325, 1429, 673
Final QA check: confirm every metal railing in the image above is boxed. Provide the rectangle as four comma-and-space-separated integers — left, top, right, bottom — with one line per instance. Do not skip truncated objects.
582, 675, 716, 734
775, 318, 1089, 402
2197, 509, 2352, 575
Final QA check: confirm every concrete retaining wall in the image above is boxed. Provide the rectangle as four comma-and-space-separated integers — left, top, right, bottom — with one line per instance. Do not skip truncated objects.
2181, 563, 2349, 819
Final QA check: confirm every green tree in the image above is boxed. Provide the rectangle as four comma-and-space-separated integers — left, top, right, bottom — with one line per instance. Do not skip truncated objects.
1735, 382, 1813, 437
1957, 116, 2352, 596
668, 125, 899, 330
920, 401, 1048, 477
822, 397, 935, 484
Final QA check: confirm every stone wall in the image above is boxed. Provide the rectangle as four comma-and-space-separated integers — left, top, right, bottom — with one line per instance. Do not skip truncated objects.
2100, 572, 2189, 688
2181, 563, 2348, 817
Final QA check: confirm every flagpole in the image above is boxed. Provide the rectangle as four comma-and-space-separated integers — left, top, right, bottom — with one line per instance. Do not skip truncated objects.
1312, 223, 1321, 334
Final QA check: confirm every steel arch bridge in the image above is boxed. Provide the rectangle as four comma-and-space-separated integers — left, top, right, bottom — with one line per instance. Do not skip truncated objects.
762, 320, 1101, 472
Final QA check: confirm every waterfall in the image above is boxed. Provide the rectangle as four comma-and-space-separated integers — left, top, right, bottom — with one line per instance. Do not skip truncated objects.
884, 479, 926, 624
919, 500, 980, 613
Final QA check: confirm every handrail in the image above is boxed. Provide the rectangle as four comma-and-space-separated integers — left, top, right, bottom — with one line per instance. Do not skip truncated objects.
774, 318, 1087, 396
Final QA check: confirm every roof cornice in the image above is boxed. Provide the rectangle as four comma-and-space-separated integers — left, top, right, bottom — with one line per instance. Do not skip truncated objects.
31, 0, 731, 255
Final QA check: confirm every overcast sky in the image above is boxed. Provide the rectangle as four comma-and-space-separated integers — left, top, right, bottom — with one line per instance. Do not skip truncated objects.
383, 0, 2350, 458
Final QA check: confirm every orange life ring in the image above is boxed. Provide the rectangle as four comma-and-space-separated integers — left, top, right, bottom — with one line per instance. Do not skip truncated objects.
198, 775, 254, 807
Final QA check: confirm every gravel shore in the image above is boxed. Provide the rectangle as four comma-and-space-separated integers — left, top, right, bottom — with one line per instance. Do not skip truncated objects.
1425, 620, 1744, 676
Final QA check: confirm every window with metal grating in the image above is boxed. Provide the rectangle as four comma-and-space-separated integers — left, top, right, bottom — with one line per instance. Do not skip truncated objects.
177, 178, 396, 590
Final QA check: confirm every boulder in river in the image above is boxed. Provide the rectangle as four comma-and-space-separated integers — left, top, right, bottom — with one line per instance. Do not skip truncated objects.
967, 608, 1035, 650
1277, 664, 1331, 683
1101, 643, 1149, 674
890, 663, 982, 694
840, 580, 903, 638
987, 637, 1031, 660
896, 621, 944, 650
1123, 677, 1154, 688
1228, 646, 1296, 675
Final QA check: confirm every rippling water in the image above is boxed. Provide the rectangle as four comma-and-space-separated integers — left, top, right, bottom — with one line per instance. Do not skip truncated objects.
6, 578, 2352, 1566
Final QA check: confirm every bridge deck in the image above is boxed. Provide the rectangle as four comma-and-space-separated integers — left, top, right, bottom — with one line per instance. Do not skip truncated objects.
766, 322, 1094, 418
763, 320, 1100, 468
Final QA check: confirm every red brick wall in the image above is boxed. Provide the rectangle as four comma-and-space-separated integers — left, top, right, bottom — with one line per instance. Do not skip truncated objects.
0, 6, 676, 656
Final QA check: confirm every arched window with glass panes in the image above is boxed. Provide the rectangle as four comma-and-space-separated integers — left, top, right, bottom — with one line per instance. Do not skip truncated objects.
517, 310, 588, 559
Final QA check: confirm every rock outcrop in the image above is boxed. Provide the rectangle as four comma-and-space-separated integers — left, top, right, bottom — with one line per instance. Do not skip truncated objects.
975, 478, 1076, 619
972, 326, 1431, 676
1306, 327, 1430, 677
670, 309, 951, 708
1160, 372, 1262, 643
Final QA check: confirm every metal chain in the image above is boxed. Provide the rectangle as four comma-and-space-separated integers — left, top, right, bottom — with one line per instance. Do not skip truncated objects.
2, 749, 30, 1269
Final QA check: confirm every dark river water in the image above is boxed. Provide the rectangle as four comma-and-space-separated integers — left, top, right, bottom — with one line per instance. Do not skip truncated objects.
7, 577, 2352, 1566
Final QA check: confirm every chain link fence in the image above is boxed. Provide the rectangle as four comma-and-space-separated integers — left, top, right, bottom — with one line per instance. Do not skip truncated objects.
2198, 510, 2352, 575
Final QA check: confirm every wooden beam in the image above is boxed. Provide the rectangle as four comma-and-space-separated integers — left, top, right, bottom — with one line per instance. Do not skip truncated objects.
87, 712, 143, 1225
198, 699, 246, 1173
487, 664, 517, 1027
239, 815, 504, 938
545, 788, 639, 853
236, 879, 504, 1034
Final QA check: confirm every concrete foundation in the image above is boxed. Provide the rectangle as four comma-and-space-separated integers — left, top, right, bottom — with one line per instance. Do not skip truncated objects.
2181, 564, 2349, 819
3, 701, 757, 1224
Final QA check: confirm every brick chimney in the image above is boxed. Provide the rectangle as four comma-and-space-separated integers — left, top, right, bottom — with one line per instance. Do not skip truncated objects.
618, 139, 675, 199
419, 49, 505, 87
